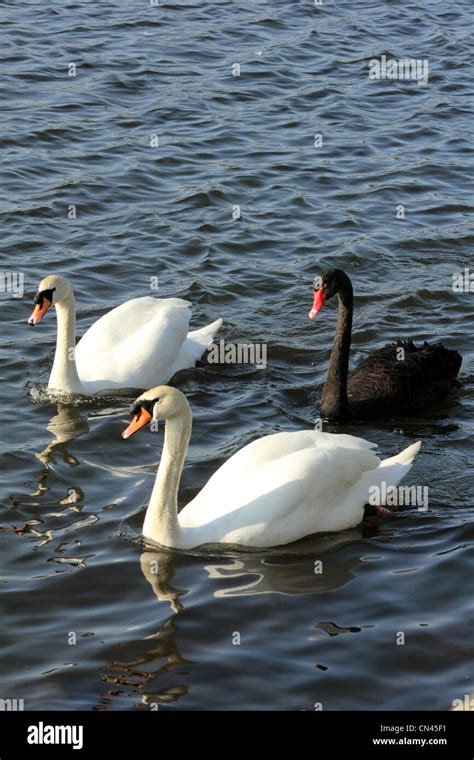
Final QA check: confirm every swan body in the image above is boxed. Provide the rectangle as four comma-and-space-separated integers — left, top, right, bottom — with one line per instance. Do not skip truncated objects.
28, 275, 223, 395
74, 297, 221, 394
122, 386, 422, 550
309, 269, 462, 421
345, 339, 462, 419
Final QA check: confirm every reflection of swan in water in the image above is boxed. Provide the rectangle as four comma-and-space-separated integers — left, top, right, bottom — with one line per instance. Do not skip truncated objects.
202, 528, 375, 597
36, 404, 89, 468
99, 616, 190, 710
140, 551, 187, 614
10, 405, 88, 540
142, 529, 377, 603
100, 534, 377, 710
98, 617, 190, 710
106, 615, 190, 677
98, 552, 190, 710
28, 404, 87, 512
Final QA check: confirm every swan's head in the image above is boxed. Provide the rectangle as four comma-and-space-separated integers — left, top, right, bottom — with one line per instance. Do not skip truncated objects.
28, 275, 72, 326
308, 268, 351, 319
122, 386, 190, 440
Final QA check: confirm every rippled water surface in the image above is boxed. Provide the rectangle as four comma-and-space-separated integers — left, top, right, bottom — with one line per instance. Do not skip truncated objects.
1, 1, 473, 710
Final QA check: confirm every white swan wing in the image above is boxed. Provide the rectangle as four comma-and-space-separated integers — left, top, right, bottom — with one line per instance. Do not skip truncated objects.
179, 432, 381, 545
75, 297, 191, 392
168, 318, 223, 376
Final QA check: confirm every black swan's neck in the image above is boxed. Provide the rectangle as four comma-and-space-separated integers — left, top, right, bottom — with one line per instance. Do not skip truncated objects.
321, 276, 353, 420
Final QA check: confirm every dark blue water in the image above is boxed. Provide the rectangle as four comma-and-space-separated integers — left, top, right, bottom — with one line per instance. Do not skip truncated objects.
1, 1, 473, 710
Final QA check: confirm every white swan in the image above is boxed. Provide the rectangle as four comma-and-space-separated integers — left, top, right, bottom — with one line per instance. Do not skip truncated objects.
122, 385, 422, 549
28, 275, 223, 395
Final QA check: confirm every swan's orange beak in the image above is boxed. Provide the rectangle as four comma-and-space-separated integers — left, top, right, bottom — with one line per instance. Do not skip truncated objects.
308, 289, 325, 319
28, 297, 52, 326
122, 408, 152, 439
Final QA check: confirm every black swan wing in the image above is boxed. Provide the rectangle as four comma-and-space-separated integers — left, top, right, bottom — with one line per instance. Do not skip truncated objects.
346, 340, 462, 416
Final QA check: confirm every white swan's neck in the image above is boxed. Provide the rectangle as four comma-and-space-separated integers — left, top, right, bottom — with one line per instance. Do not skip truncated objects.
48, 292, 84, 395
143, 410, 192, 547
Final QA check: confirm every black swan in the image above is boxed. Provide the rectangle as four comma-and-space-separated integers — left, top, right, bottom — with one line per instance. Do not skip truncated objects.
308, 269, 462, 421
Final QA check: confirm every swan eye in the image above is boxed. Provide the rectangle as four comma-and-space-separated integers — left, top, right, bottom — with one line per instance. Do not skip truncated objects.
34, 287, 55, 306
130, 399, 155, 417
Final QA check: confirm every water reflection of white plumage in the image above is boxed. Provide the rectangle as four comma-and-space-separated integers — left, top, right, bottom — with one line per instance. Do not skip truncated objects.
135, 541, 366, 709
35, 404, 89, 468
140, 529, 369, 608
202, 534, 365, 597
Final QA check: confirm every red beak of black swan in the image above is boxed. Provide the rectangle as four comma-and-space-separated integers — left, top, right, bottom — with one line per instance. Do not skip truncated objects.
308, 288, 325, 319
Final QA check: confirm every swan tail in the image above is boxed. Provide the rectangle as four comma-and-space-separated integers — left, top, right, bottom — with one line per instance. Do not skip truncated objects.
169, 318, 223, 374
380, 440, 422, 468
359, 441, 422, 508
186, 318, 223, 355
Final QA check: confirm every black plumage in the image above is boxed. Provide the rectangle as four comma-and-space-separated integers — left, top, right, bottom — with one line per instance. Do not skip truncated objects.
310, 270, 462, 421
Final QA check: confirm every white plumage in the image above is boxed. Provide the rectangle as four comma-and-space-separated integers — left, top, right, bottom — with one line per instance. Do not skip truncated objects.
178, 431, 421, 547
29, 275, 222, 395
124, 386, 422, 550
75, 296, 222, 394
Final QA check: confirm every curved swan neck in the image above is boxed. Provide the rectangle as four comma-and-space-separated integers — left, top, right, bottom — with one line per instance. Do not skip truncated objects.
48, 291, 83, 395
321, 274, 353, 420
143, 407, 192, 547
